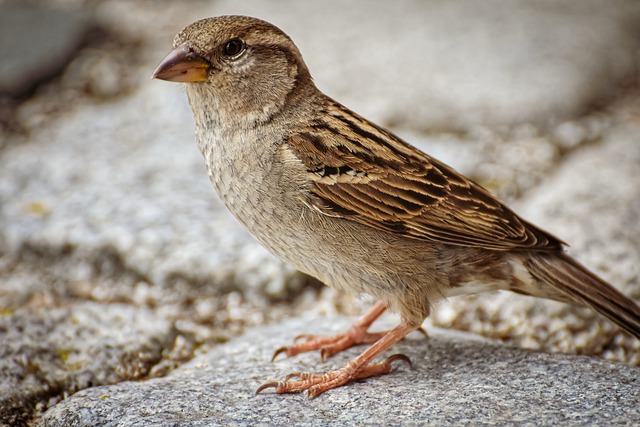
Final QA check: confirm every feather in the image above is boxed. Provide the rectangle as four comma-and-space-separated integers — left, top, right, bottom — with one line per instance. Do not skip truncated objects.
525, 253, 640, 339
288, 99, 564, 252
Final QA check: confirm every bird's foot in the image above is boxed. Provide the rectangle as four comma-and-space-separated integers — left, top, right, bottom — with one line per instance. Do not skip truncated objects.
256, 354, 411, 398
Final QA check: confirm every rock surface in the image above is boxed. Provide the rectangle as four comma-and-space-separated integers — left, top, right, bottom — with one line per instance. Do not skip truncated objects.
1, 0, 640, 425
0, 2, 92, 97
37, 317, 640, 427
0, 303, 175, 427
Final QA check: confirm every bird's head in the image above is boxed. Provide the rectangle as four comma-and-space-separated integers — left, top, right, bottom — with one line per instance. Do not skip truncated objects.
153, 15, 313, 125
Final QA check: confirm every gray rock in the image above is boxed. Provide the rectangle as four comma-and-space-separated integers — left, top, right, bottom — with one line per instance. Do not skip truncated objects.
0, 2, 92, 97
0, 302, 175, 426
38, 317, 640, 426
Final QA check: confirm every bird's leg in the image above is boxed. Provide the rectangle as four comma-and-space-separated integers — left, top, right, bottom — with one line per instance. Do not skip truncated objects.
272, 301, 388, 361
273, 301, 429, 361
257, 323, 416, 397
272, 301, 397, 361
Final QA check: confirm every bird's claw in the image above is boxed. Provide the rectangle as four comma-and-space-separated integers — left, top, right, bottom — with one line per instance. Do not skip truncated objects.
256, 353, 412, 397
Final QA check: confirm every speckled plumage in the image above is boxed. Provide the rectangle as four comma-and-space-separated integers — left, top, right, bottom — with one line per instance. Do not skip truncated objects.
154, 15, 640, 397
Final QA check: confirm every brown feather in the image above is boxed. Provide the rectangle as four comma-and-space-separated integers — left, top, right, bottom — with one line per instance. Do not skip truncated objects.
288, 99, 564, 252
525, 253, 640, 339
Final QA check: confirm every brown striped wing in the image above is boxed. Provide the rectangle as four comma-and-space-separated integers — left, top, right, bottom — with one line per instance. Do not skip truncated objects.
287, 100, 563, 251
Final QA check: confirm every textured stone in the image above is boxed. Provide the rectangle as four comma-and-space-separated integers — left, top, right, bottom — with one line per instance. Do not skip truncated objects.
0, 2, 91, 97
0, 302, 175, 426
38, 317, 640, 427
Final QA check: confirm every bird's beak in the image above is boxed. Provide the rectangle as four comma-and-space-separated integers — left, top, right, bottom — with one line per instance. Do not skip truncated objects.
152, 43, 210, 83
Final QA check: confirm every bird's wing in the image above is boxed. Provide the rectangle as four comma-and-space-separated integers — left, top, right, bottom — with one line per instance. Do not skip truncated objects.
287, 100, 563, 251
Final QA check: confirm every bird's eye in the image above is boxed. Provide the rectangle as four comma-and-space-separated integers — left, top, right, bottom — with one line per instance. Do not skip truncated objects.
222, 38, 245, 58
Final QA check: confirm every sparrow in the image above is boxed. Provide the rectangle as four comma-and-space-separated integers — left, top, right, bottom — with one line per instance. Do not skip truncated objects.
153, 15, 640, 398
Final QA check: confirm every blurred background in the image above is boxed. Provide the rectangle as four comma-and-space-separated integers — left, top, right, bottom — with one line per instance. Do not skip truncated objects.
1, 0, 640, 424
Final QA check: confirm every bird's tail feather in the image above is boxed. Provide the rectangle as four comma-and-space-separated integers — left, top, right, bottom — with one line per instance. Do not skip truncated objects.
524, 252, 640, 340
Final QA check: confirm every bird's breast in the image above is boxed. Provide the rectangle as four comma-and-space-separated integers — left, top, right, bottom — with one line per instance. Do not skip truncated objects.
195, 125, 442, 315
198, 126, 312, 257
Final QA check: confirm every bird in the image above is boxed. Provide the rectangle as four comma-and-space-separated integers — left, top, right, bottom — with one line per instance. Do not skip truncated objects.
153, 15, 640, 398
